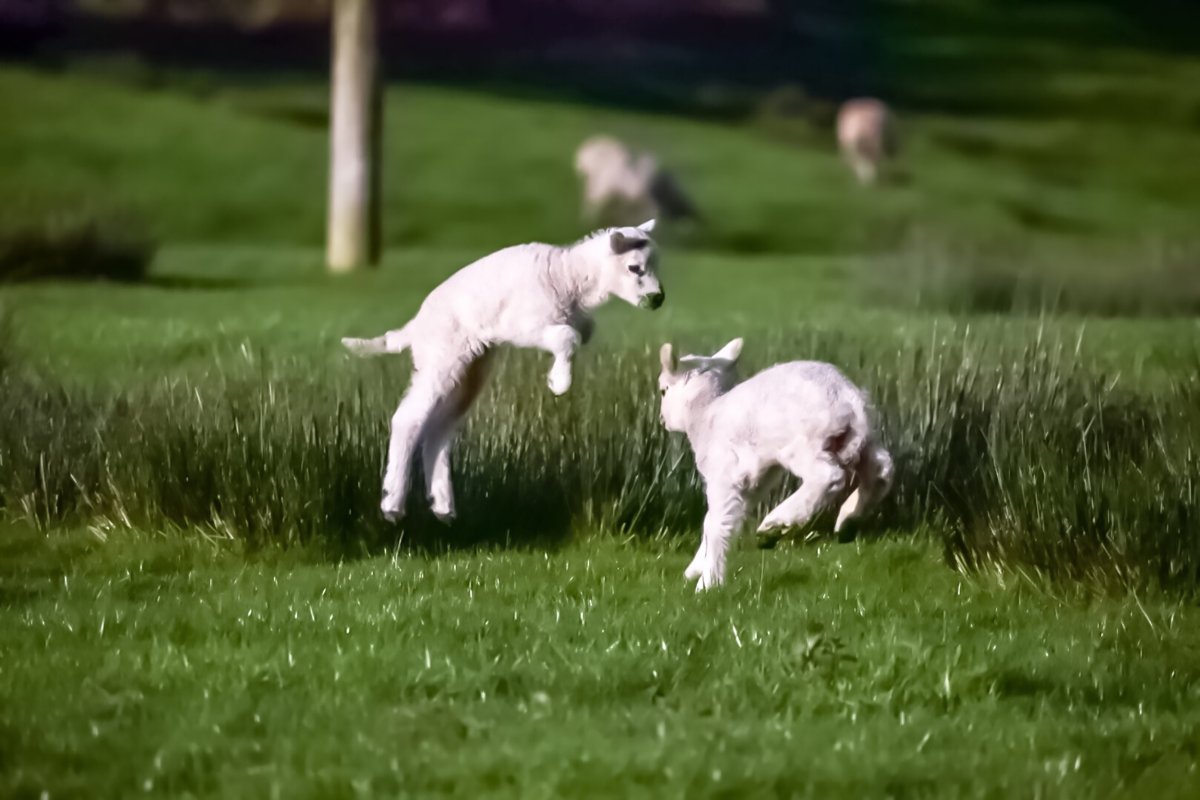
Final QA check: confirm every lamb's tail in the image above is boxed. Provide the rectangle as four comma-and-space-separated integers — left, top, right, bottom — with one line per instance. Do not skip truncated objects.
341, 323, 412, 358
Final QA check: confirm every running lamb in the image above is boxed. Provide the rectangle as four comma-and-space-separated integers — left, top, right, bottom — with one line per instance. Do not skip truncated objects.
343, 220, 665, 523
657, 338, 893, 591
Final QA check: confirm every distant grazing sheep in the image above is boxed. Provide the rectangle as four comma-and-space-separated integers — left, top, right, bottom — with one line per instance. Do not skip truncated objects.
342, 221, 665, 523
657, 338, 893, 591
574, 135, 699, 226
836, 98, 898, 185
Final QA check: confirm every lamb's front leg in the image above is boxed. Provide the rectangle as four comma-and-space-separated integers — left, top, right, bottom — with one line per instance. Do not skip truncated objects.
540, 324, 582, 396
688, 483, 747, 592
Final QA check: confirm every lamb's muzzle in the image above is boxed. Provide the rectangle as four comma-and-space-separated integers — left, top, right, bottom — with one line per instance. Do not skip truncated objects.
639, 289, 665, 310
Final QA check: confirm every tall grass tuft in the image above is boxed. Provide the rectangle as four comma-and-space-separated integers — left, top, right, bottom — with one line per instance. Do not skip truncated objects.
862, 232, 1200, 317
0, 305, 11, 378
0, 207, 155, 283
1, 335, 1197, 591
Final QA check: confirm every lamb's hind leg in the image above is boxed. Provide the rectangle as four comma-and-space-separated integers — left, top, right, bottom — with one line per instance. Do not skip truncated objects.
381, 374, 451, 523
757, 453, 849, 535
849, 146, 878, 185
419, 404, 457, 523
421, 354, 493, 523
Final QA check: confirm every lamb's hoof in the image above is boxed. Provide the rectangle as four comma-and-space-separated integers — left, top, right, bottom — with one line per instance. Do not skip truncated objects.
756, 531, 781, 550
547, 375, 571, 396
342, 337, 369, 356
380, 499, 404, 524
430, 505, 456, 525
695, 573, 723, 593
757, 517, 789, 535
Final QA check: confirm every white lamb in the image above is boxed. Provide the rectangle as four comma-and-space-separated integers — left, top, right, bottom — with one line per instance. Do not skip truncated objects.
574, 135, 699, 225
836, 98, 898, 185
657, 338, 894, 591
343, 220, 665, 523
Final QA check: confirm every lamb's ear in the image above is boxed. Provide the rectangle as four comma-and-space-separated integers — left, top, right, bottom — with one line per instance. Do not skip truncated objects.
711, 338, 744, 364
611, 231, 647, 254
637, 219, 657, 233
659, 343, 677, 376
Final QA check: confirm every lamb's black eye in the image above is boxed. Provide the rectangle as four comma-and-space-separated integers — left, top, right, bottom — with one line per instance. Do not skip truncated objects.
628, 264, 644, 276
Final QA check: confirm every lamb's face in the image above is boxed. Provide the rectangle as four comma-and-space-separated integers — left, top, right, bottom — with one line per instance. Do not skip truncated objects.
657, 339, 743, 433
605, 220, 665, 310
658, 362, 706, 433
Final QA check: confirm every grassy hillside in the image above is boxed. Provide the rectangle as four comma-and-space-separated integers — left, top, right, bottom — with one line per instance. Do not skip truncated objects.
3, 35, 1200, 256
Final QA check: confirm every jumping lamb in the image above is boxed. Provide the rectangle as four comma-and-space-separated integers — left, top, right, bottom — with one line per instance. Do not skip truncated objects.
836, 98, 898, 185
343, 220, 665, 523
657, 338, 893, 591
574, 135, 699, 226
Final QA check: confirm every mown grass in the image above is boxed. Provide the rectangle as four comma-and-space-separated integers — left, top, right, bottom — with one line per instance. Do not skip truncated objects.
4, 524, 1200, 799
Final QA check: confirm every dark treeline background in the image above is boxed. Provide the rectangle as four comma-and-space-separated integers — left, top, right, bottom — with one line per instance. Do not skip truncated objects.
3, 1, 1195, 120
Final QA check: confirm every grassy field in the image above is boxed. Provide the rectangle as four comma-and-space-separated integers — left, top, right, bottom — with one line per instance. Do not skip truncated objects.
5, 525, 1200, 798
4, 1, 1200, 794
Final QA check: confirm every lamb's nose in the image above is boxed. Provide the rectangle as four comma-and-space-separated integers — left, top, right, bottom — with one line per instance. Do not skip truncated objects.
641, 291, 665, 310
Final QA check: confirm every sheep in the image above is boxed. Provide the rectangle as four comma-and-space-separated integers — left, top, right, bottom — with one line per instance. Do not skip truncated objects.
836, 98, 898, 185
342, 220, 665, 523
574, 135, 699, 226
657, 338, 893, 591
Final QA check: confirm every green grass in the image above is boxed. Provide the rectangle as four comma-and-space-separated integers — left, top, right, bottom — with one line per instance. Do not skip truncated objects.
5, 525, 1200, 799
5, 2, 1200, 793
4, 35, 1200, 257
